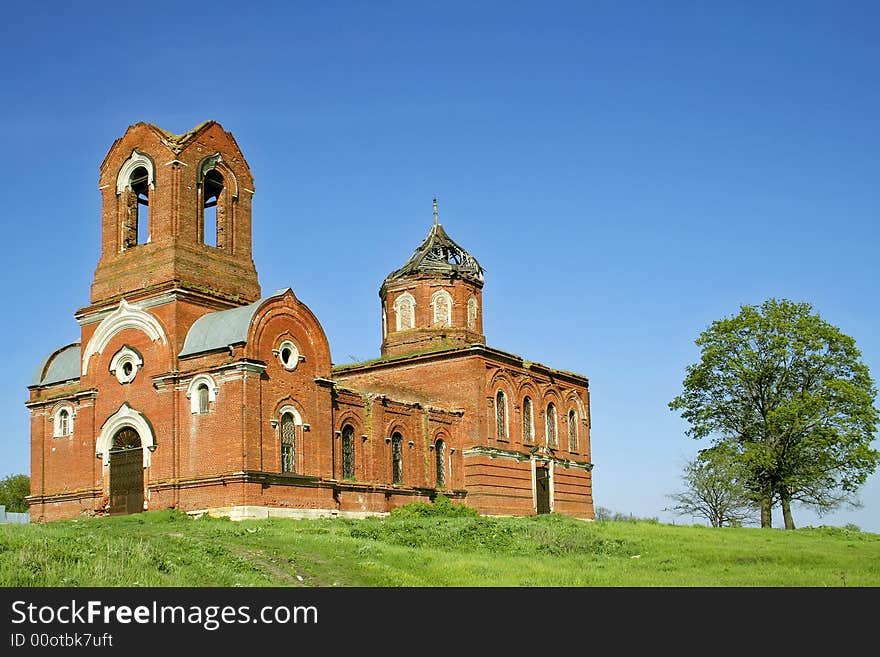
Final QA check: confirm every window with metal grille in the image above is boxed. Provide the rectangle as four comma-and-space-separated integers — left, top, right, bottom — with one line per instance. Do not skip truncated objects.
568, 409, 578, 451
495, 390, 507, 438
435, 439, 446, 488
522, 396, 533, 443
113, 427, 141, 451
391, 432, 403, 484
281, 413, 296, 473
197, 384, 210, 414
546, 403, 557, 447
342, 425, 355, 479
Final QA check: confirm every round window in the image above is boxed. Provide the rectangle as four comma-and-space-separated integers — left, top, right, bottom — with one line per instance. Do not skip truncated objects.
278, 340, 300, 370
111, 346, 142, 384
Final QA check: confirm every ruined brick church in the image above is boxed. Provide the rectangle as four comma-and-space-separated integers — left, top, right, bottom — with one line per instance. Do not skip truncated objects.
26, 121, 594, 522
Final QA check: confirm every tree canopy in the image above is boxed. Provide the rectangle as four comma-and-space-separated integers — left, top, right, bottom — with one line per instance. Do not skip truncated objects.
669, 298, 878, 528
666, 442, 758, 527
0, 474, 30, 513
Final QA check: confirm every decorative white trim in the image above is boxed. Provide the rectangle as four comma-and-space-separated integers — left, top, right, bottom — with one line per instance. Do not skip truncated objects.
109, 346, 143, 384
116, 149, 155, 194
186, 374, 219, 414
52, 403, 76, 438
274, 340, 300, 371
430, 289, 454, 327
82, 300, 167, 375
278, 405, 303, 426
95, 403, 156, 467
393, 292, 416, 331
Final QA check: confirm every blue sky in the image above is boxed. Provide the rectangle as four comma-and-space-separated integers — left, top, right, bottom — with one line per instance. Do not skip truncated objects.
2, 1, 878, 531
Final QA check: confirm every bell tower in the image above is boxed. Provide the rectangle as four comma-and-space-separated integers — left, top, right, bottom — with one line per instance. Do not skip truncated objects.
87, 120, 261, 310
379, 200, 486, 357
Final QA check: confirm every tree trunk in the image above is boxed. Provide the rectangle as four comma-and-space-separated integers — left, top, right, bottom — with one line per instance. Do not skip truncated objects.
781, 495, 795, 530
760, 496, 773, 528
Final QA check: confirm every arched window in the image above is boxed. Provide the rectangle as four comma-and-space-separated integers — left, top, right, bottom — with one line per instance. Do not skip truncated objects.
117, 149, 154, 251
197, 384, 210, 414
53, 404, 75, 438
495, 390, 507, 438
281, 412, 296, 473
187, 374, 218, 414
435, 439, 446, 488
394, 293, 416, 331
546, 403, 557, 447
431, 289, 453, 327
58, 409, 70, 436
467, 296, 478, 330
568, 409, 578, 451
202, 168, 224, 248
342, 425, 355, 479
522, 396, 534, 443
391, 432, 403, 484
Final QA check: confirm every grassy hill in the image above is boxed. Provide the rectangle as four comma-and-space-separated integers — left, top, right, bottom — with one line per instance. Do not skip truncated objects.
2, 506, 878, 587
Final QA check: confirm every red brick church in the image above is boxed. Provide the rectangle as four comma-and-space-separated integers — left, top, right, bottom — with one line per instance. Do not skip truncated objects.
26, 121, 594, 522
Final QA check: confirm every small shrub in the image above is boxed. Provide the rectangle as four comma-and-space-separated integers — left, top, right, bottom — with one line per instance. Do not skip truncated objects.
390, 494, 478, 518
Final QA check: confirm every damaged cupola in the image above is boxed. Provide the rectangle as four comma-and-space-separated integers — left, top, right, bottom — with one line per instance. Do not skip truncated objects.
379, 199, 486, 357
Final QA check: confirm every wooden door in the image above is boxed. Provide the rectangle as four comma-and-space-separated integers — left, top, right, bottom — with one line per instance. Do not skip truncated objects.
109, 428, 143, 516
536, 466, 551, 514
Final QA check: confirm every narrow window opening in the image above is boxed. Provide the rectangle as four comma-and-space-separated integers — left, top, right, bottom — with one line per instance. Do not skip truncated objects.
391, 432, 403, 484
281, 412, 296, 473
546, 403, 557, 447
342, 425, 355, 479
522, 396, 533, 443
122, 362, 133, 377
435, 439, 446, 488
495, 390, 507, 438
126, 166, 150, 248
568, 410, 578, 451
202, 169, 223, 248
198, 384, 210, 414
59, 409, 70, 436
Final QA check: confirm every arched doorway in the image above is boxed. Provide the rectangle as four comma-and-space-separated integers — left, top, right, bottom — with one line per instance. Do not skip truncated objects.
109, 427, 144, 516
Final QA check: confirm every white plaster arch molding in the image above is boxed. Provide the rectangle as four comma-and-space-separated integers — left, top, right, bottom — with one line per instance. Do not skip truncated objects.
276, 405, 303, 426
96, 403, 156, 468
82, 300, 167, 375
186, 373, 219, 414
51, 402, 76, 438
116, 149, 155, 194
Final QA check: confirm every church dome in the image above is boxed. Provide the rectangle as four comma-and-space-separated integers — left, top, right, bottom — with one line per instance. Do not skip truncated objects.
383, 200, 484, 289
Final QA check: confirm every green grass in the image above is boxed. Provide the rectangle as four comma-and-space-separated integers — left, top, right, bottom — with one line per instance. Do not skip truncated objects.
1, 509, 878, 586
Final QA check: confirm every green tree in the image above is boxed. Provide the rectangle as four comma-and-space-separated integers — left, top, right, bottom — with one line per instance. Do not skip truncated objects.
665, 442, 758, 527
669, 299, 879, 529
0, 474, 30, 513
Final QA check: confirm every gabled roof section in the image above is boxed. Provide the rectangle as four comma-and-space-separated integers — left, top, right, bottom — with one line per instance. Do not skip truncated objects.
384, 219, 484, 287
100, 120, 219, 171
150, 120, 213, 152
179, 289, 287, 357
32, 343, 81, 386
